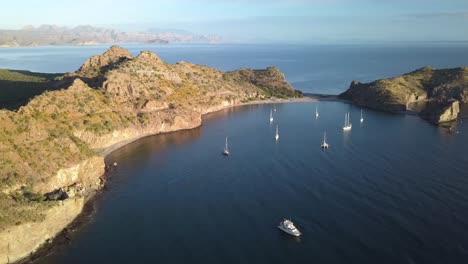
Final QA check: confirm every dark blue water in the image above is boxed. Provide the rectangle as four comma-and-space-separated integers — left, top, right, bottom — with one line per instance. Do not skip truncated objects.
37, 102, 468, 264
2, 43, 468, 94
2, 44, 468, 263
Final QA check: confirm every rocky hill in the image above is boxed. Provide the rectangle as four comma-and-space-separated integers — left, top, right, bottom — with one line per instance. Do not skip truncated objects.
0, 46, 300, 263
339, 66, 468, 124
0, 25, 222, 47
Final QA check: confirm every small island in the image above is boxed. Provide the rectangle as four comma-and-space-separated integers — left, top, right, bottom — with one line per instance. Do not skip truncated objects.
0, 46, 302, 263
339, 66, 467, 124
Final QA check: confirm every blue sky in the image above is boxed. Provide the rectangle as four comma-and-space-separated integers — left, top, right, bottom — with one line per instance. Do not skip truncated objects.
1, 0, 468, 43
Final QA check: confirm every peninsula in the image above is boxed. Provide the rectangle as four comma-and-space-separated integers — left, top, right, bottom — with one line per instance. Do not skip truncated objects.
0, 46, 301, 263
339, 66, 467, 124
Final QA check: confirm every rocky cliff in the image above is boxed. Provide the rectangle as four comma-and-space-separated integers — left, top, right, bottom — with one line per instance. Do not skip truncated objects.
339, 66, 468, 124
0, 46, 300, 263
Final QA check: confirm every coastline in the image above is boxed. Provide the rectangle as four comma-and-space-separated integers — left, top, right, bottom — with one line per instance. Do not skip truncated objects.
11, 91, 460, 263
5, 94, 322, 264
97, 95, 319, 157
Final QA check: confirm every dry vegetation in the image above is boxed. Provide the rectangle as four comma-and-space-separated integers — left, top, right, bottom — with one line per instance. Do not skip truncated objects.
340, 66, 468, 111
0, 46, 301, 230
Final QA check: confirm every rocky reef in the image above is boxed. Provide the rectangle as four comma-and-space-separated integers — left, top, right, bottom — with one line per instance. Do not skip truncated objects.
0, 46, 300, 263
340, 66, 467, 124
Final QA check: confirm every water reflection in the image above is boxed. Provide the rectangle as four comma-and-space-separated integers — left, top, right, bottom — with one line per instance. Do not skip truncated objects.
105, 127, 202, 166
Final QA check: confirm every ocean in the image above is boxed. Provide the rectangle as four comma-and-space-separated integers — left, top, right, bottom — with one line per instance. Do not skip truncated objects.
1, 43, 468, 263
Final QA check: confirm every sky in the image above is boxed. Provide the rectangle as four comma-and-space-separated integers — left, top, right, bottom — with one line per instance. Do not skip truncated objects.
1, 0, 468, 43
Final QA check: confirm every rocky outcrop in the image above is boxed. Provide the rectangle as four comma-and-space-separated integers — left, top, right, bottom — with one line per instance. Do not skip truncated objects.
76, 45, 133, 78
0, 197, 85, 264
340, 66, 467, 124
420, 100, 460, 124
32, 156, 105, 194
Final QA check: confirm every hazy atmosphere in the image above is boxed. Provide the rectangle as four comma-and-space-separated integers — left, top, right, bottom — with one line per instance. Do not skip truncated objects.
1, 0, 468, 42
1, 1, 468, 264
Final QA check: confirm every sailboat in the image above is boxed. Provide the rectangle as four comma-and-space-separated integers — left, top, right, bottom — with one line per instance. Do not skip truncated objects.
360, 109, 364, 123
270, 109, 274, 123
275, 125, 279, 141
315, 105, 319, 118
321, 132, 329, 149
342, 112, 352, 131
223, 137, 230, 156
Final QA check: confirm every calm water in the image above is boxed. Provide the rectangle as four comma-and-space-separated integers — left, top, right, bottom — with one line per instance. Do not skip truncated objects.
2, 44, 468, 263
2, 43, 468, 94
37, 102, 468, 264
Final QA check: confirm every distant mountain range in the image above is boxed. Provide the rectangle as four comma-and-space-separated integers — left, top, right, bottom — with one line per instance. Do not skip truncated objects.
0, 25, 223, 47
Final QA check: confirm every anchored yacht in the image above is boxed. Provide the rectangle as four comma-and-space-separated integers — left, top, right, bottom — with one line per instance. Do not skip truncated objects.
321, 132, 329, 149
222, 137, 229, 156
275, 125, 279, 141
278, 219, 301, 237
270, 109, 274, 123
343, 112, 352, 131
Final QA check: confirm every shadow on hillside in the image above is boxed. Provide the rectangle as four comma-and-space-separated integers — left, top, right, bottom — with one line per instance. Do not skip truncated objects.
0, 70, 63, 111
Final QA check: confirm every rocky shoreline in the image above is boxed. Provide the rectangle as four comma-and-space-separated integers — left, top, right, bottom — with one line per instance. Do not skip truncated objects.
0, 46, 304, 264
339, 66, 467, 124
3, 94, 315, 264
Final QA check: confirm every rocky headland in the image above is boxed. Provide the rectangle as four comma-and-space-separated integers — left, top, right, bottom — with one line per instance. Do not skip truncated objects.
339, 66, 467, 124
0, 45, 301, 263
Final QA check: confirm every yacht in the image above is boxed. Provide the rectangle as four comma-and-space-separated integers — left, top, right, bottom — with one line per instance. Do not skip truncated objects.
360, 109, 364, 123
275, 125, 279, 141
343, 112, 352, 131
270, 109, 274, 123
278, 219, 301, 237
222, 137, 229, 156
315, 105, 319, 118
321, 132, 329, 149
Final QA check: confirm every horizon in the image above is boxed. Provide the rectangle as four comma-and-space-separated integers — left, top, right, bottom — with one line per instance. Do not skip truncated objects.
1, 0, 468, 43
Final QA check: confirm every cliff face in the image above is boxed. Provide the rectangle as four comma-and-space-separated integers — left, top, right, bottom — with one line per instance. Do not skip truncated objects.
340, 66, 467, 123
0, 198, 85, 264
420, 100, 460, 124
0, 46, 300, 263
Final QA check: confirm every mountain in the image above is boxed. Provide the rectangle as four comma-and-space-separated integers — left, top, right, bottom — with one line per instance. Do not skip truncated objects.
0, 25, 223, 47
339, 66, 467, 124
0, 46, 301, 263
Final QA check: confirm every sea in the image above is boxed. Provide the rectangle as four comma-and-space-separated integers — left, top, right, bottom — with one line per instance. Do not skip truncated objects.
1, 43, 468, 264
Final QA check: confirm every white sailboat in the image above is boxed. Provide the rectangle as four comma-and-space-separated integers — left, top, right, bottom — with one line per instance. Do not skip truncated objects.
275, 125, 279, 141
321, 132, 329, 149
269, 109, 274, 123
360, 109, 364, 123
223, 137, 229, 156
343, 112, 352, 131
315, 105, 319, 118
